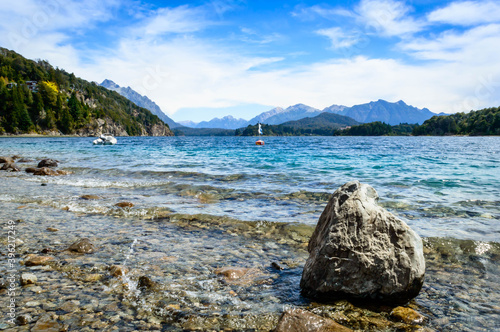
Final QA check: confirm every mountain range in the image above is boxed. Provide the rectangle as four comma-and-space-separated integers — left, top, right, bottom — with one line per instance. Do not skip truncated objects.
179, 100, 440, 129
100, 79, 180, 128
99, 78, 441, 131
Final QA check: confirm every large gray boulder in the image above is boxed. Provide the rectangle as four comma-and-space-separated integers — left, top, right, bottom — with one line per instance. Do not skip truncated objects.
300, 181, 425, 305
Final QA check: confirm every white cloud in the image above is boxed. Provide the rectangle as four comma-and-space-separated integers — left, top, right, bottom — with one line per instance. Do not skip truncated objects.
137, 5, 209, 37
1, 0, 498, 122
428, 1, 500, 26
355, 0, 425, 37
292, 5, 356, 20
316, 27, 360, 49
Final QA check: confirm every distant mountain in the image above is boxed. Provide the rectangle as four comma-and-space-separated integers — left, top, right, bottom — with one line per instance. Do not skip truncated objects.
248, 104, 322, 125
192, 115, 248, 129
177, 120, 198, 127
279, 112, 360, 129
332, 100, 436, 125
100, 79, 180, 128
237, 112, 359, 136
322, 104, 348, 113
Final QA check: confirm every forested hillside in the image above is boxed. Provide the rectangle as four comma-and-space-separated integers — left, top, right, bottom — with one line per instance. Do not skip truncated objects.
412, 107, 500, 136
0, 48, 173, 136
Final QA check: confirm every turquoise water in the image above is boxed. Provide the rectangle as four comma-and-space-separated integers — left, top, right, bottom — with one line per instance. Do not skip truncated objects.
1, 136, 499, 241
1, 136, 500, 331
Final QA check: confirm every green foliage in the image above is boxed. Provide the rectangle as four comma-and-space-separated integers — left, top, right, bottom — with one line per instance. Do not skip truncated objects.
173, 127, 234, 136
333, 122, 419, 136
237, 113, 361, 136
0, 47, 171, 135
412, 107, 500, 136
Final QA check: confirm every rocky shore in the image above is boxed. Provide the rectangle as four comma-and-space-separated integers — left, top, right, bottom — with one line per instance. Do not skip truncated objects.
1, 154, 499, 331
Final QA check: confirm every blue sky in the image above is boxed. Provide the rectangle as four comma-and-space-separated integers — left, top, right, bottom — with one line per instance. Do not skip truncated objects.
1, 0, 499, 122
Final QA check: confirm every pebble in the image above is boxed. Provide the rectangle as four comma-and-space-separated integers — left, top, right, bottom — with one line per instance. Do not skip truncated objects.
390, 306, 425, 325
115, 202, 134, 208
24, 255, 54, 266
20, 273, 38, 286
68, 238, 95, 254
16, 313, 32, 325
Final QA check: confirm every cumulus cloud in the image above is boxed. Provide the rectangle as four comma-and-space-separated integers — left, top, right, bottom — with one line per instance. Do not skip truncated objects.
354, 0, 425, 37
316, 27, 361, 49
0, 0, 498, 120
428, 0, 500, 26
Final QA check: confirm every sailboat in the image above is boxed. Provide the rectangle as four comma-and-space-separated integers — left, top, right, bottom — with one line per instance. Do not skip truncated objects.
255, 123, 265, 145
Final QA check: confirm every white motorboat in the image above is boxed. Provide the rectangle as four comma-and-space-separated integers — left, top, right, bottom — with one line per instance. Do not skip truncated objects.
93, 134, 117, 145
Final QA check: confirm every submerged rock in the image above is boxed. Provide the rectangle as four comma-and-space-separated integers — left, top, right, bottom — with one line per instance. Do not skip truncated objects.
20, 273, 38, 285
0, 162, 20, 171
390, 306, 425, 325
68, 238, 95, 254
109, 265, 129, 277
80, 194, 101, 200
275, 308, 353, 332
300, 181, 425, 305
115, 202, 134, 208
33, 167, 71, 176
31, 314, 64, 332
24, 255, 54, 266
0, 156, 14, 164
37, 159, 59, 167
137, 275, 159, 291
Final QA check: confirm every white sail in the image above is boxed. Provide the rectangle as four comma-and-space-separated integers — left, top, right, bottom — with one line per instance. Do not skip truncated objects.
258, 123, 263, 135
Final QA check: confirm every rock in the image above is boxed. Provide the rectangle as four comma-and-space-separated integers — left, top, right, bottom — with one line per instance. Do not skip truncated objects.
215, 267, 250, 280
47, 227, 59, 232
59, 300, 80, 313
300, 181, 425, 305
137, 276, 159, 291
109, 265, 129, 277
275, 308, 353, 332
25, 167, 37, 173
390, 306, 425, 325
1, 162, 20, 171
31, 314, 64, 332
0, 156, 14, 164
68, 238, 95, 254
16, 313, 32, 325
20, 273, 37, 285
80, 195, 101, 200
24, 255, 54, 266
271, 262, 285, 270
17, 158, 33, 163
33, 167, 71, 176
214, 266, 265, 286
115, 202, 134, 208
37, 159, 59, 167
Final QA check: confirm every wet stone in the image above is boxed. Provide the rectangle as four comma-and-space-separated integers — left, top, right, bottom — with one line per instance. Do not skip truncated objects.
16, 313, 32, 325
275, 308, 353, 332
33, 167, 71, 176
80, 195, 101, 200
37, 159, 59, 168
24, 255, 54, 266
390, 306, 425, 325
137, 275, 159, 291
109, 265, 129, 277
115, 202, 134, 208
20, 273, 37, 286
68, 238, 95, 254
59, 300, 80, 313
